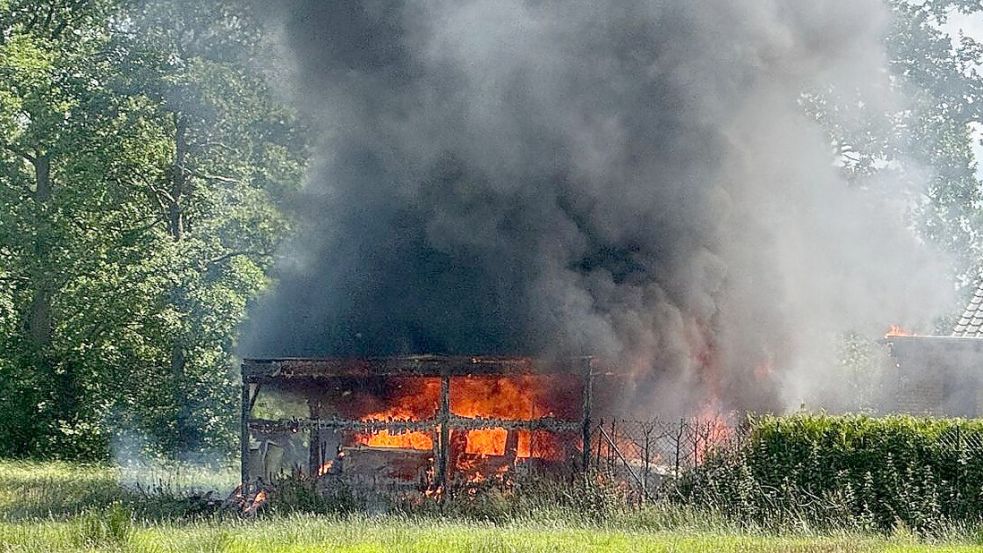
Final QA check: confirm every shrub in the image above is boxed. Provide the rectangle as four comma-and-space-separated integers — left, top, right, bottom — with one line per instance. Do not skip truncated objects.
676, 414, 983, 534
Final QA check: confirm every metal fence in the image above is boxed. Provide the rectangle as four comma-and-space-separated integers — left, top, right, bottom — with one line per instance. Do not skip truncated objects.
933, 426, 983, 453
586, 416, 746, 495
585, 419, 983, 498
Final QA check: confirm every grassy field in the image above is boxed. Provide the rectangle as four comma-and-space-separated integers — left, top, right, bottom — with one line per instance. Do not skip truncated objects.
0, 461, 979, 552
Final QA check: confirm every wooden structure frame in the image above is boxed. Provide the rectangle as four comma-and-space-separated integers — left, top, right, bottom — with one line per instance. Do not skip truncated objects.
240, 355, 596, 491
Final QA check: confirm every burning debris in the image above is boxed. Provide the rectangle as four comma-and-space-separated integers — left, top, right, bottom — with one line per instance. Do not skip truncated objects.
238, 355, 749, 500
240, 356, 595, 494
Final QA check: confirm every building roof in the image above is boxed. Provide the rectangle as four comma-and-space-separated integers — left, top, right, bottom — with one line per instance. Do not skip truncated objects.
953, 281, 983, 338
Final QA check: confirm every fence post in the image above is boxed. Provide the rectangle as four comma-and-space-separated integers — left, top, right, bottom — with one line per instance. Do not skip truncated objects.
956, 424, 963, 507
240, 365, 250, 494
693, 420, 699, 468
308, 399, 324, 478
609, 419, 617, 470
597, 417, 604, 470
643, 425, 651, 492
675, 418, 684, 478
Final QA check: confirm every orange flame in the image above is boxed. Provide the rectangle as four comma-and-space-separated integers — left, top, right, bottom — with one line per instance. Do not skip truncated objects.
352, 378, 441, 450
463, 428, 507, 456
885, 324, 913, 337
243, 489, 268, 515
356, 429, 433, 450
351, 375, 575, 462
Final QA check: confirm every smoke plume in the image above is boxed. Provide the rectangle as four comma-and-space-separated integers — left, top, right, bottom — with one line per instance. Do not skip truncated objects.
242, 0, 952, 416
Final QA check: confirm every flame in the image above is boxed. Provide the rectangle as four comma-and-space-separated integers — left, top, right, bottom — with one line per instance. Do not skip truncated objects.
350, 375, 575, 460
885, 324, 913, 337
463, 428, 507, 456
452, 377, 551, 420
451, 376, 572, 459
692, 405, 732, 464
317, 460, 333, 476
243, 489, 268, 515
356, 429, 433, 450
352, 378, 441, 450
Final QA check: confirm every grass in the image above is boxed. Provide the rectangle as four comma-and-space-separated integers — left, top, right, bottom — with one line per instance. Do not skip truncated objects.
0, 460, 979, 552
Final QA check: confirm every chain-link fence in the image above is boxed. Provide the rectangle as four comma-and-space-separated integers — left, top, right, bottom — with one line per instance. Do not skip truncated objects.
587, 416, 747, 495
934, 425, 983, 453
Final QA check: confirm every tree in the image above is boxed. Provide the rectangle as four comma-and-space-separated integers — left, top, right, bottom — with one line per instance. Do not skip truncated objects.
810, 0, 983, 296
107, 0, 308, 454
0, 0, 136, 456
0, 0, 306, 459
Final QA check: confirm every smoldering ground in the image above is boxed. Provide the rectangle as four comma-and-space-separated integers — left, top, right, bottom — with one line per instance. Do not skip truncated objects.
241, 0, 952, 416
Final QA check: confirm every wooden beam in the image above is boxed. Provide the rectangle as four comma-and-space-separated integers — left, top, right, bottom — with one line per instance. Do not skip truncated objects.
246, 415, 579, 434
308, 399, 322, 476
436, 375, 450, 489
248, 383, 262, 411
240, 364, 250, 493
241, 355, 600, 380
581, 357, 593, 473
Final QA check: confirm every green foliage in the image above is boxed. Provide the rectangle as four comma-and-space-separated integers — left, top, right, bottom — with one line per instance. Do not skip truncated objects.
807, 1, 983, 294
679, 414, 983, 535
0, 0, 307, 460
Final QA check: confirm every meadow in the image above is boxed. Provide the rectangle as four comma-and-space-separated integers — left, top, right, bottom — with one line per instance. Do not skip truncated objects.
0, 460, 980, 552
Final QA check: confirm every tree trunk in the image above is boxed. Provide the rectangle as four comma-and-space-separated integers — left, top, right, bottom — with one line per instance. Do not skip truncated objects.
167, 114, 187, 241
26, 154, 52, 347
167, 113, 193, 449
26, 152, 78, 425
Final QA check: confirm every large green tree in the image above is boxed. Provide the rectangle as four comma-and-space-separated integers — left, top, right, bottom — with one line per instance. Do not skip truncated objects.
810, 1, 983, 294
107, 0, 307, 455
0, 0, 133, 456
0, 0, 306, 459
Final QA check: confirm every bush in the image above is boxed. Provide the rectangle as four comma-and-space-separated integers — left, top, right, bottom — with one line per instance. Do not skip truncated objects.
676, 414, 983, 534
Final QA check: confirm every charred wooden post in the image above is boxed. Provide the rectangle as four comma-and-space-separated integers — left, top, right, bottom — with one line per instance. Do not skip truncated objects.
248, 384, 262, 411
643, 425, 652, 489
581, 357, 593, 472
436, 374, 450, 488
308, 399, 322, 476
504, 429, 519, 464
240, 364, 250, 493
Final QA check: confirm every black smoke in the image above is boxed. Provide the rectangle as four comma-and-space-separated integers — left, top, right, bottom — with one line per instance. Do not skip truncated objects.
242, 0, 951, 415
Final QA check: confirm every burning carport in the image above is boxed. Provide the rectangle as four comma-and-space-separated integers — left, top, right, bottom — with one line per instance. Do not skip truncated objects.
240, 355, 598, 493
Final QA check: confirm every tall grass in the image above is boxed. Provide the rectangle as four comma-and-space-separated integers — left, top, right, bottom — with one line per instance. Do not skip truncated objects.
0, 460, 235, 522
0, 459, 979, 551
2, 420, 983, 552
2, 512, 980, 552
